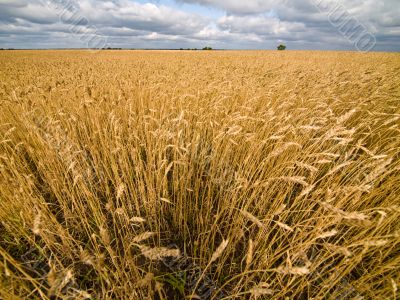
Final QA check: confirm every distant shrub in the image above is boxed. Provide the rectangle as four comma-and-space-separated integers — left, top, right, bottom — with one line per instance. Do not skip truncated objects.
277, 44, 286, 50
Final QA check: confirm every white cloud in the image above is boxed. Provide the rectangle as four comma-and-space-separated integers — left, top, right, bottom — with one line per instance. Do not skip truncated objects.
177, 0, 280, 14
218, 14, 306, 36
0, 0, 399, 50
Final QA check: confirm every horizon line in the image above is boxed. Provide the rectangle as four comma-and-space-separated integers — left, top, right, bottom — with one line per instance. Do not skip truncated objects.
1, 47, 399, 53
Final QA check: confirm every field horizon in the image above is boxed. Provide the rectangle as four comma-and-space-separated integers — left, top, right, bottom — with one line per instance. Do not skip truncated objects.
1, 49, 399, 53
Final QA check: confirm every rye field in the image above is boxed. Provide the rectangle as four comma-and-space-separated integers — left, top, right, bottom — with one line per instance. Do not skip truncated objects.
0, 50, 399, 299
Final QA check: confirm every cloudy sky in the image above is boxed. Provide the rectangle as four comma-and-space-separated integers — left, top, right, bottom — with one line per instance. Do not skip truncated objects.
0, 0, 399, 51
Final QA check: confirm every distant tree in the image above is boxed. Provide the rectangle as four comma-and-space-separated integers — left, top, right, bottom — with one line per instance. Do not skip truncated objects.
277, 44, 286, 51
104, 47, 122, 50
202, 46, 213, 50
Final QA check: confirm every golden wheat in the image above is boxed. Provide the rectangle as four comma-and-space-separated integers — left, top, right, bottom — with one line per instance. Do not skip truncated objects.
0, 50, 399, 299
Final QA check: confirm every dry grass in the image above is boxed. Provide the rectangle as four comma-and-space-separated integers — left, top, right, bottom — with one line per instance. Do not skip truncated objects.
0, 50, 399, 299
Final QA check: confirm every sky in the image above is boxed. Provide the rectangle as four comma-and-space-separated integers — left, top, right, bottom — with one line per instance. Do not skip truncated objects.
0, 0, 399, 51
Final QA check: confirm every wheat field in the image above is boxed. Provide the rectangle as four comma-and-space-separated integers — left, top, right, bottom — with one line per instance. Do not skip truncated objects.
0, 50, 399, 299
